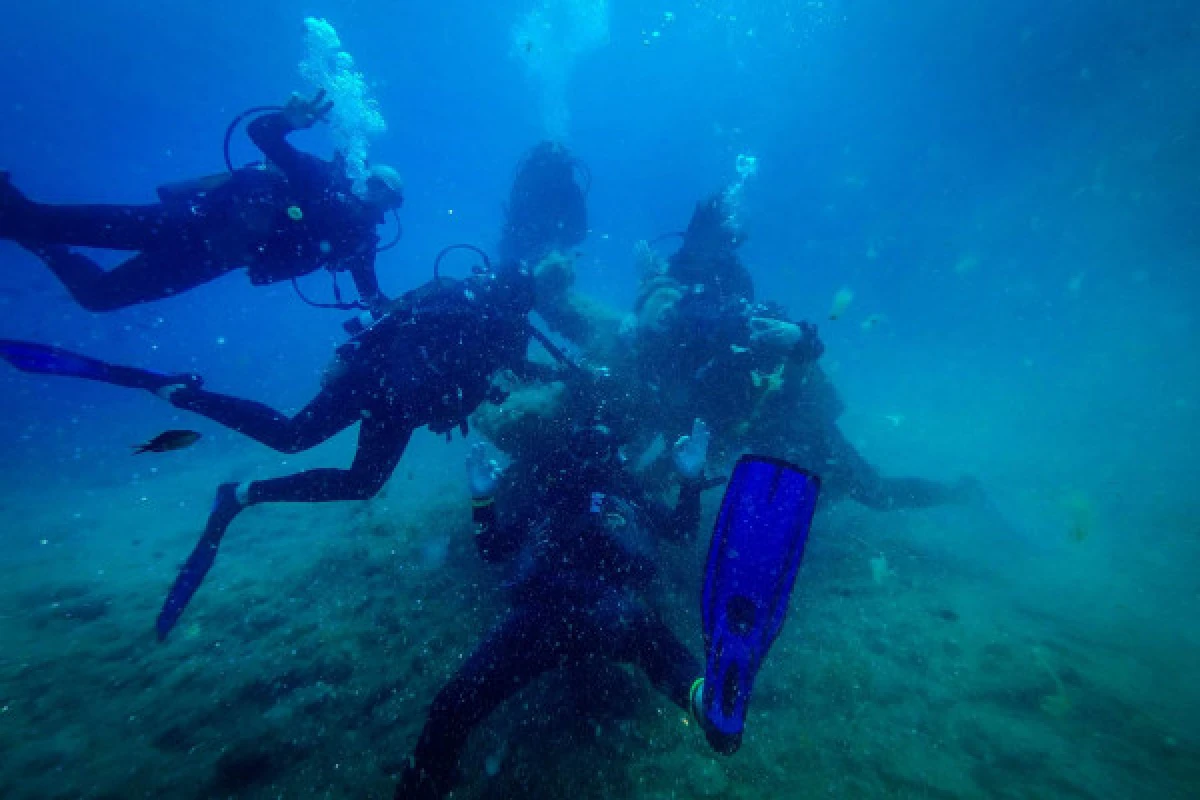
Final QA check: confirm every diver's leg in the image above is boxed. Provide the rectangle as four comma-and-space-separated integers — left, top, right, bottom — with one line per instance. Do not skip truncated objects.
167, 379, 362, 454
399, 610, 563, 799
0, 198, 195, 251
244, 412, 412, 504
615, 606, 746, 756
154, 393, 391, 640
25, 246, 231, 311
616, 607, 701, 711
820, 424, 958, 510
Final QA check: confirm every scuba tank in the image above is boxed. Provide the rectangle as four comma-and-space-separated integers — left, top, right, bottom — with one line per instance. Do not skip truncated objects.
156, 172, 237, 206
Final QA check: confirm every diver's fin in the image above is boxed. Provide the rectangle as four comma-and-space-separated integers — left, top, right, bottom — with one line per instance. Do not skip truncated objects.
700, 455, 820, 754
0, 339, 200, 392
0, 339, 114, 380
155, 483, 242, 641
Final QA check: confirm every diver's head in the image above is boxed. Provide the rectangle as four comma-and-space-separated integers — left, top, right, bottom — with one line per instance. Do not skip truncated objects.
559, 420, 624, 485
525, 141, 570, 170
364, 165, 405, 211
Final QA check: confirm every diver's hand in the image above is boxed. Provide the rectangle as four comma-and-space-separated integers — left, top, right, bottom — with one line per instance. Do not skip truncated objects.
749, 317, 802, 350
467, 442, 503, 499
282, 89, 334, 130
749, 318, 824, 363
673, 418, 711, 482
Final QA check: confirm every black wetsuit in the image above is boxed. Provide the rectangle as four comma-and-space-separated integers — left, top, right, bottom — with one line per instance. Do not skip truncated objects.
637, 286, 958, 510
0, 111, 386, 311
666, 194, 755, 306
396, 459, 704, 799
175, 276, 531, 506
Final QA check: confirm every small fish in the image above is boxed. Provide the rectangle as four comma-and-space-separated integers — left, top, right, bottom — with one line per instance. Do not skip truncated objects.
133, 430, 201, 454
829, 287, 854, 320
861, 313, 887, 331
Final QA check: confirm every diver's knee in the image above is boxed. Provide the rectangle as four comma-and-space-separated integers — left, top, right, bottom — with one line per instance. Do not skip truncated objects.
275, 427, 322, 454
76, 292, 130, 313
278, 440, 310, 455
347, 474, 388, 500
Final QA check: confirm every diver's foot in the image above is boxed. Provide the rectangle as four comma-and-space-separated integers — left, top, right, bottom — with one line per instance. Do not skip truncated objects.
689, 677, 713, 729
153, 374, 205, 401
689, 678, 742, 755
0, 172, 33, 238
0, 171, 30, 210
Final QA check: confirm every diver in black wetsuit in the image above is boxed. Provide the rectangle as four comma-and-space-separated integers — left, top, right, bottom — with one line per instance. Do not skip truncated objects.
394, 415, 722, 800
0, 91, 402, 312
497, 141, 589, 266
664, 192, 756, 306
0, 260, 544, 637
631, 192, 976, 511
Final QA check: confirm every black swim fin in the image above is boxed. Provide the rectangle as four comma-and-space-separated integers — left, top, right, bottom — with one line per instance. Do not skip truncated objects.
155, 483, 242, 640
0, 339, 200, 392
700, 455, 820, 754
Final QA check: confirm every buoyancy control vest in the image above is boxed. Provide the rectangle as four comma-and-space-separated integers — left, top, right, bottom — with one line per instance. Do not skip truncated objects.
334, 275, 529, 436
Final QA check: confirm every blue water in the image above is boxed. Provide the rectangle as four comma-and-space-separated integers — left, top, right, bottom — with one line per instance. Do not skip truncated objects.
0, 1, 1197, 797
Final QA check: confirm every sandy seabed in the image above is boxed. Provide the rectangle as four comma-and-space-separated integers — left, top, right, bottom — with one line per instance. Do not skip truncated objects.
0, 432, 1196, 800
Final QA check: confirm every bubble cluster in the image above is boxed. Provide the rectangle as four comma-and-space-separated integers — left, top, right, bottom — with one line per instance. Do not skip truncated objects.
723, 152, 759, 226
299, 17, 387, 194
512, 0, 611, 140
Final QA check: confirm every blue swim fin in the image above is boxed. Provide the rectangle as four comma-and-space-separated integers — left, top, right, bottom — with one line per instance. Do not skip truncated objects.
0, 339, 200, 392
0, 339, 114, 380
700, 455, 820, 754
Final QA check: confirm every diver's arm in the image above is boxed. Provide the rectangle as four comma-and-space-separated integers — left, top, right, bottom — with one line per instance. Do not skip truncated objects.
667, 480, 704, 540
657, 416, 711, 541
748, 317, 825, 365
246, 112, 327, 187
471, 499, 523, 563
510, 359, 563, 383
467, 443, 522, 562
637, 478, 705, 544
346, 251, 388, 312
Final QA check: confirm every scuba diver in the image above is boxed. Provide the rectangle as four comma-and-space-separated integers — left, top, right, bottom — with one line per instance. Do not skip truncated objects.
0, 259, 544, 639
493, 141, 602, 347
661, 192, 756, 306
0, 91, 403, 313
631, 192, 976, 511
393, 409, 822, 799
496, 141, 589, 267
